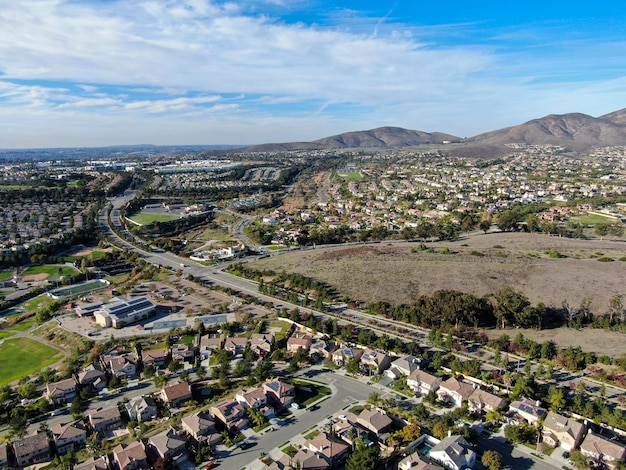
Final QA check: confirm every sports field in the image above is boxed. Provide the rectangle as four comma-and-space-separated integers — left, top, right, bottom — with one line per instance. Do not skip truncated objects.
48, 279, 110, 299
22, 265, 78, 278
0, 337, 63, 385
129, 212, 180, 225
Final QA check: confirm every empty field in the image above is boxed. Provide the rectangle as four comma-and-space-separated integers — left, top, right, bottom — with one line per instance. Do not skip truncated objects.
0, 337, 64, 385
248, 232, 626, 315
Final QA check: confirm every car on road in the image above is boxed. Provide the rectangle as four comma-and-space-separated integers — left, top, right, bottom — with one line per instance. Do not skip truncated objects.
238, 441, 256, 450
308, 404, 320, 411
338, 414, 347, 420
204, 461, 218, 469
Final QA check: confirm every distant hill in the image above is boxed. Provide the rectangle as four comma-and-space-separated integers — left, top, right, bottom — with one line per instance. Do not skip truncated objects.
244, 126, 462, 152
239, 107, 626, 156
469, 110, 626, 152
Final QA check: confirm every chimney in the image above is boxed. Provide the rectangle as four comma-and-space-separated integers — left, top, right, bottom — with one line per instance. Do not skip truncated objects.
448, 429, 452, 438
536, 400, 541, 407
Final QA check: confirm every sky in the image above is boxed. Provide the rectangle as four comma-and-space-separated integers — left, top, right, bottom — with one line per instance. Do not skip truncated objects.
1, 0, 626, 148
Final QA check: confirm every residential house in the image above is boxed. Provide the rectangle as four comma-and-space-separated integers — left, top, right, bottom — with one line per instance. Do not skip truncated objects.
286, 448, 330, 470
333, 420, 369, 446
125, 396, 158, 422
199, 336, 223, 360
89, 406, 122, 433
360, 349, 392, 375
249, 333, 274, 357
305, 432, 351, 466
407, 369, 442, 396
147, 428, 187, 461
112, 441, 149, 470
210, 399, 248, 433
141, 349, 168, 369
541, 411, 586, 452
180, 411, 222, 445
355, 408, 394, 437
580, 431, 626, 469
160, 381, 192, 408
467, 388, 507, 415
436, 378, 475, 407
170, 343, 197, 363
506, 397, 547, 426
429, 435, 476, 470
286, 335, 313, 354
263, 378, 296, 407
387, 355, 422, 379
45, 378, 77, 405
51, 421, 87, 455
105, 353, 138, 379
224, 337, 249, 355
310, 339, 335, 360
332, 346, 363, 367
399, 453, 444, 470
235, 387, 268, 410
13, 432, 52, 468
74, 456, 109, 470
77, 365, 107, 391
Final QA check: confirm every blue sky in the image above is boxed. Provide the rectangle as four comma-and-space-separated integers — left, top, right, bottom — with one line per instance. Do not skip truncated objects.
1, 0, 626, 148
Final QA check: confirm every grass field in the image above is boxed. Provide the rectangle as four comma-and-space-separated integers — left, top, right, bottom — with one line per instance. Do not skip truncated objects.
338, 172, 363, 181
0, 337, 63, 385
0, 271, 14, 281
63, 250, 106, 262
129, 212, 180, 225
19, 294, 56, 313
49, 279, 109, 298
195, 227, 233, 242
6, 318, 37, 331
22, 265, 78, 278
571, 212, 621, 225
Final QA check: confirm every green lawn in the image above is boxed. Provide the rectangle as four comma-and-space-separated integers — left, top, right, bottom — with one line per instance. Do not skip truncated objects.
0, 337, 64, 385
571, 213, 620, 225
18, 294, 56, 313
0, 271, 14, 282
6, 318, 37, 332
129, 212, 180, 225
0, 331, 14, 339
338, 172, 363, 181
22, 265, 78, 278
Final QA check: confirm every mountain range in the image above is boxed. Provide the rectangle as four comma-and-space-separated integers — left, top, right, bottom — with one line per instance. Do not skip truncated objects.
242, 108, 626, 157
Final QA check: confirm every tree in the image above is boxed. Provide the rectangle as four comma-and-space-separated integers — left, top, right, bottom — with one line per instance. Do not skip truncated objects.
482, 450, 504, 470
485, 408, 504, 424
345, 438, 380, 470
492, 287, 531, 329
154, 374, 168, 388
346, 357, 361, 375
569, 450, 590, 470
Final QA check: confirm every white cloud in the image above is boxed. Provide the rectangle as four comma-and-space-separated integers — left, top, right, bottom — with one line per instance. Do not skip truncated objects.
0, 0, 624, 147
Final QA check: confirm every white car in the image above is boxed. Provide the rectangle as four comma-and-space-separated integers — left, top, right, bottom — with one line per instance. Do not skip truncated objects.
338, 414, 347, 420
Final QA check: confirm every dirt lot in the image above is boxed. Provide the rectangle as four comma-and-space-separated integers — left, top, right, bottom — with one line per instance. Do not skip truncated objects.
248, 232, 626, 314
